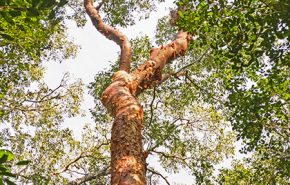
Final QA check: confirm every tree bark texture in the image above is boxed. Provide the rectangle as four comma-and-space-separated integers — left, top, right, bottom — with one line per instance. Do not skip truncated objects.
84, 1, 191, 184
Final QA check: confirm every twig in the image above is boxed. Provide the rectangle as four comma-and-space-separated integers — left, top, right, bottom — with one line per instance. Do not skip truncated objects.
176, 48, 210, 74
147, 168, 170, 185
95, 0, 105, 10
156, 48, 210, 85
55, 152, 92, 175
55, 142, 109, 174
185, 74, 222, 103
148, 86, 157, 126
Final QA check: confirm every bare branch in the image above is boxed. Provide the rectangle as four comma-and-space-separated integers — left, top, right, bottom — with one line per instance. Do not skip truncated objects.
157, 70, 187, 85
55, 152, 92, 175
55, 142, 109, 175
153, 48, 210, 85
0, 6, 26, 11
185, 74, 222, 103
152, 150, 193, 162
175, 48, 210, 74
95, 0, 105, 10
67, 166, 109, 185
147, 168, 170, 185
84, 0, 132, 72
148, 86, 156, 126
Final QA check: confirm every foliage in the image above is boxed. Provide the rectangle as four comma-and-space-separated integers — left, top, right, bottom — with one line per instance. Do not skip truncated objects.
0, 0, 108, 184
218, 147, 290, 185
175, 0, 289, 183
100, 0, 165, 27
176, 0, 289, 147
88, 0, 290, 184
0, 0, 80, 105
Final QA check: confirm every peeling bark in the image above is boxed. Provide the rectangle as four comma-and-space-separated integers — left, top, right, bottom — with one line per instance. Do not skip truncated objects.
132, 31, 191, 94
84, 1, 191, 184
102, 74, 145, 185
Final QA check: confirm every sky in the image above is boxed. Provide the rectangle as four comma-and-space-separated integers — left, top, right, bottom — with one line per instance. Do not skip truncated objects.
43, 1, 196, 184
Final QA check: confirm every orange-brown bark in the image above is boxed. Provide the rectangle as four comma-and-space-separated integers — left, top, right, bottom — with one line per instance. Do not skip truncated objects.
102, 73, 145, 185
84, 1, 191, 184
132, 31, 191, 94
84, 0, 132, 72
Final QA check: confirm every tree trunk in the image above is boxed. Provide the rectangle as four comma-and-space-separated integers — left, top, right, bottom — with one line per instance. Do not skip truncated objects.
102, 73, 146, 185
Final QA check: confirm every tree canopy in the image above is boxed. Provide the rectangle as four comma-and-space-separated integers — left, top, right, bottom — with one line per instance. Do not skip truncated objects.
0, 0, 289, 184
176, 0, 289, 183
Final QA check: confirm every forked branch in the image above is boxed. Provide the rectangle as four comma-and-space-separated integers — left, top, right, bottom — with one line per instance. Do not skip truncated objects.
132, 31, 192, 94
84, 0, 132, 72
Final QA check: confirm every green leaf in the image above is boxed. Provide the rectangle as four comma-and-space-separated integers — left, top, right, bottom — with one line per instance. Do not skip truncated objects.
178, 11, 184, 18
0, 150, 13, 164
27, 7, 39, 16
8, 10, 21, 17
16, 160, 30, 166
0, 171, 16, 178
0, 165, 7, 172
0, 12, 14, 24
0, 34, 14, 41
58, 0, 68, 7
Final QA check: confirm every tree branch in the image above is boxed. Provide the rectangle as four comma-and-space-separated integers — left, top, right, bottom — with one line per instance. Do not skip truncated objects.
84, 0, 132, 72
148, 86, 156, 126
67, 166, 109, 185
0, 6, 26, 11
156, 70, 187, 85
147, 168, 170, 185
185, 74, 222, 103
175, 47, 210, 74
55, 152, 92, 175
55, 142, 109, 175
132, 31, 192, 95
152, 48, 210, 86
95, 0, 105, 10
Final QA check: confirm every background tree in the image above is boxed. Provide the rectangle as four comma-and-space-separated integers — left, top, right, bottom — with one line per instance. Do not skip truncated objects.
0, 0, 109, 184
175, 0, 289, 184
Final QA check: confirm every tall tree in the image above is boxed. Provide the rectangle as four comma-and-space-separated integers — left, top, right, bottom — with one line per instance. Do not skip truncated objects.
84, 0, 230, 184
0, 0, 288, 184
84, 0, 192, 183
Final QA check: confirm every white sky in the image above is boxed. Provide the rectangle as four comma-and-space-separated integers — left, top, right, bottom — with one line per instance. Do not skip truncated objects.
43, 1, 196, 184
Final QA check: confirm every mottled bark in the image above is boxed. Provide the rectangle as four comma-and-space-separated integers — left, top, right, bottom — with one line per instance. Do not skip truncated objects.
84, 0, 132, 72
132, 31, 191, 94
84, 1, 191, 184
102, 73, 145, 185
